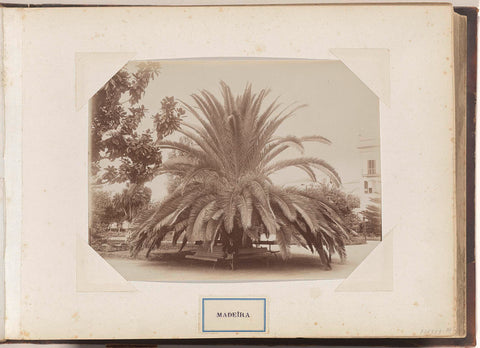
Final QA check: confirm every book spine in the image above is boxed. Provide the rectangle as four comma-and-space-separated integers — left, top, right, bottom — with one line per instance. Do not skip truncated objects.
3, 8, 23, 340
453, 11, 468, 338
0, 5, 6, 343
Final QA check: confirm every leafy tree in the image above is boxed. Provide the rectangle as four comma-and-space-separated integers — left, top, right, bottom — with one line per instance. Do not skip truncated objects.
129, 82, 350, 269
90, 62, 185, 185
90, 190, 123, 240
91, 190, 115, 226
307, 184, 361, 233
363, 197, 382, 238
90, 62, 184, 223
153, 97, 186, 141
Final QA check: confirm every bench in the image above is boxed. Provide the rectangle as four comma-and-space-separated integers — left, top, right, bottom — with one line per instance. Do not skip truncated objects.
186, 245, 231, 268
186, 245, 271, 270
253, 240, 280, 257
105, 236, 128, 250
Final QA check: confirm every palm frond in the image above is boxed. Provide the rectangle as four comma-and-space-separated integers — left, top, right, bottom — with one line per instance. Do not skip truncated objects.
265, 157, 341, 186
129, 82, 351, 267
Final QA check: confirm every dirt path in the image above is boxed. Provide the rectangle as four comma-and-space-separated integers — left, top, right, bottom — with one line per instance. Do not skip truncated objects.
102, 241, 380, 282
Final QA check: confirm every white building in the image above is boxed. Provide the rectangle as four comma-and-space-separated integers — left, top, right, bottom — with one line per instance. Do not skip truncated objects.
357, 137, 381, 210
342, 136, 381, 212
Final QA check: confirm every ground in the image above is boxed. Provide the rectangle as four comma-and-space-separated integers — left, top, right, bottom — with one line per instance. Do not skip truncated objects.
100, 241, 380, 282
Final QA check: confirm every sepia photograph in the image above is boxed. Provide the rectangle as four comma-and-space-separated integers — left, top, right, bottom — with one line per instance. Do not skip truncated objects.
88, 59, 382, 281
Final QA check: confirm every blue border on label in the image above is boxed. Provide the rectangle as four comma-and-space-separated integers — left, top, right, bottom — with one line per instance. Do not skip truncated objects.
202, 298, 267, 333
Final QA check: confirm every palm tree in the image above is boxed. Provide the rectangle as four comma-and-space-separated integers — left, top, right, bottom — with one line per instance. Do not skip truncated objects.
129, 82, 350, 268
113, 184, 152, 224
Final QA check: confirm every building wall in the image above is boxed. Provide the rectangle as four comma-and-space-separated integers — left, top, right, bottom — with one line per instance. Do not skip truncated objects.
357, 138, 381, 210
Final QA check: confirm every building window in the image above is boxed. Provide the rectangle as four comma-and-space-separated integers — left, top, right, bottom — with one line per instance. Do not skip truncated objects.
368, 160, 376, 175
364, 181, 368, 194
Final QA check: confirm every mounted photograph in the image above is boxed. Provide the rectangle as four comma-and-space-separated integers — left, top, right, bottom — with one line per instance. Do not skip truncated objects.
88, 59, 383, 282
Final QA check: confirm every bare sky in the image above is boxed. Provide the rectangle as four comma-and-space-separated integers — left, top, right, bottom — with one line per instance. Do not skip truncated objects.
110, 59, 379, 201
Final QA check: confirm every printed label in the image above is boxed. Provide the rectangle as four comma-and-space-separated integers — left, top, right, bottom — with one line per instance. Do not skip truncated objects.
202, 298, 267, 332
